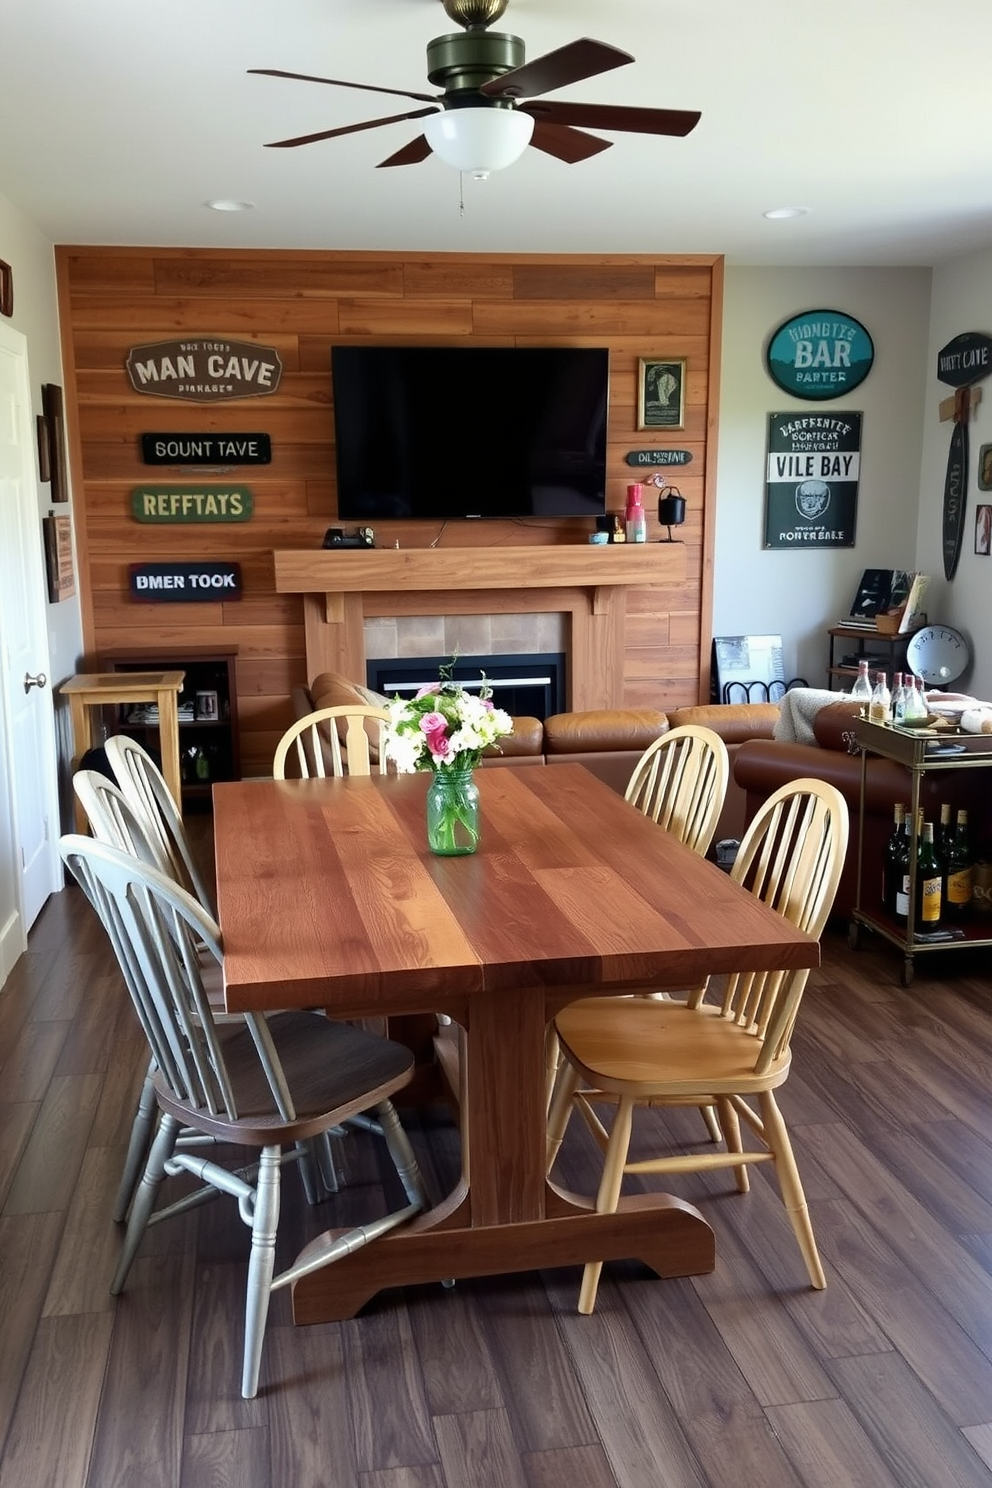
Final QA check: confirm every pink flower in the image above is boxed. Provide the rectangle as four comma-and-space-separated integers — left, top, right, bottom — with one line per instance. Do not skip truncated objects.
430, 738, 454, 765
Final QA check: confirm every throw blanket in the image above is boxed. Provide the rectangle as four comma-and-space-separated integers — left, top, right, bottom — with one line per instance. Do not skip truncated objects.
773, 687, 847, 746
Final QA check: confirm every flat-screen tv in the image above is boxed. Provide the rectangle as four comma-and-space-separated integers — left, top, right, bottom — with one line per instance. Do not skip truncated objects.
331, 345, 609, 521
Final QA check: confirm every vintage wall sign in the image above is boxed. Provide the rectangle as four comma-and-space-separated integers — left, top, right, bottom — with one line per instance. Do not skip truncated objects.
763, 412, 862, 549
130, 486, 253, 522
936, 331, 992, 579
141, 432, 271, 465
624, 449, 693, 467
765, 310, 874, 401
129, 561, 242, 601
125, 339, 282, 403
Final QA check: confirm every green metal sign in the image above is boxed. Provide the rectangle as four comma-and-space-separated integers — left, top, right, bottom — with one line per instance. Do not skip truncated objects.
131, 486, 253, 522
765, 309, 874, 401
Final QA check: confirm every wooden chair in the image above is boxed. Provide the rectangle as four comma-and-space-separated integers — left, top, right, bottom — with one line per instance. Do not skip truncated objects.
272, 705, 390, 780
624, 724, 730, 857
546, 777, 848, 1314
59, 834, 430, 1398
104, 733, 214, 914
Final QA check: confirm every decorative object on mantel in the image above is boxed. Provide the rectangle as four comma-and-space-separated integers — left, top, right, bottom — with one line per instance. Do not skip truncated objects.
657, 484, 686, 543
0, 258, 12, 317
763, 411, 861, 550
41, 383, 69, 502
637, 358, 685, 431
625, 449, 693, 468
764, 309, 874, 401
382, 662, 513, 855
936, 331, 992, 580
125, 338, 283, 403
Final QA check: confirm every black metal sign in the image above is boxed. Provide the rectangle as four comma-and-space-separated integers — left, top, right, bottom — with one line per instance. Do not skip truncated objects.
763, 412, 862, 549
141, 432, 271, 465
125, 339, 282, 402
936, 332, 992, 387
129, 561, 242, 601
624, 449, 693, 467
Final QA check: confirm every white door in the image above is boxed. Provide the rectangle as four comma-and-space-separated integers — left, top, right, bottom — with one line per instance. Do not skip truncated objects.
0, 321, 61, 980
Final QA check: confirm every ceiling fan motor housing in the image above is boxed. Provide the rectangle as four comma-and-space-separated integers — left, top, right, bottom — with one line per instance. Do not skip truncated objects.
427, 31, 525, 105
441, 0, 510, 29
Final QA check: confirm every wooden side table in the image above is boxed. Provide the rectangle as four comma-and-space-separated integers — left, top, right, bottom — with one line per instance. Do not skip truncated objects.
60, 671, 185, 827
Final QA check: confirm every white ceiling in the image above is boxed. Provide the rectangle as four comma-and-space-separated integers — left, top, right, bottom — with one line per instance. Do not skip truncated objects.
2, 0, 991, 267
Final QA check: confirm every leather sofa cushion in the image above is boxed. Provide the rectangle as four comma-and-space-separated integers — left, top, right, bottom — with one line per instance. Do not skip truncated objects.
667, 702, 779, 745
811, 699, 863, 753
490, 716, 543, 757
310, 671, 389, 712
544, 709, 668, 754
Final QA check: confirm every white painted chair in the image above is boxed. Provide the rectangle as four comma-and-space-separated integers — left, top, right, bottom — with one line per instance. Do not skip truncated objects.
272, 704, 391, 779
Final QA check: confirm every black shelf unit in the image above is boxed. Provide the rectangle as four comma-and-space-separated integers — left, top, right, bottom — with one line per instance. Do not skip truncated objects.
827, 625, 912, 691
100, 647, 240, 805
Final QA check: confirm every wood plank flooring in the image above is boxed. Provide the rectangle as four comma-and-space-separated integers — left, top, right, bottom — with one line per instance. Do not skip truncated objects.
3, 833, 992, 1486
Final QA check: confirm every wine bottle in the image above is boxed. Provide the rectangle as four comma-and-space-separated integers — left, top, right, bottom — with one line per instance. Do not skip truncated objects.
883, 803, 906, 917
868, 671, 891, 724
850, 660, 872, 703
894, 807, 916, 923
944, 808, 973, 923
935, 802, 952, 862
915, 821, 943, 932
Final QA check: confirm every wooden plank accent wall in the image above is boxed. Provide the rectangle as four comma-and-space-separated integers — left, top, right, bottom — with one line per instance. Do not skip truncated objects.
55, 248, 723, 780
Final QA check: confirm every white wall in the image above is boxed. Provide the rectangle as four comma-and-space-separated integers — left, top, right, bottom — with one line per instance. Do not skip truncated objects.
715, 266, 932, 691
918, 245, 992, 698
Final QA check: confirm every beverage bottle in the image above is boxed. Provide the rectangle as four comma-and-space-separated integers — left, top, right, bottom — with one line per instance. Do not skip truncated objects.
903, 674, 928, 721
915, 821, 943, 932
891, 672, 908, 723
625, 484, 647, 544
935, 801, 952, 862
850, 660, 873, 703
868, 671, 891, 724
944, 808, 973, 922
883, 802, 906, 916
893, 807, 916, 923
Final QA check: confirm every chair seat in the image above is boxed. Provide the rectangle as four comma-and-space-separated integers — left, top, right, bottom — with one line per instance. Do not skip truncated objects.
154, 1011, 416, 1145
554, 996, 791, 1097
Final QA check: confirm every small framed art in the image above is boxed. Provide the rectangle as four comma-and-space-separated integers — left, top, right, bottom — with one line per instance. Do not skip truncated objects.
976, 504, 992, 556
979, 443, 992, 492
637, 358, 685, 431
42, 513, 75, 602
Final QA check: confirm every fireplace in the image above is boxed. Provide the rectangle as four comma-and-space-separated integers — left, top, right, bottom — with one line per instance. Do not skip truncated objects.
368, 653, 566, 722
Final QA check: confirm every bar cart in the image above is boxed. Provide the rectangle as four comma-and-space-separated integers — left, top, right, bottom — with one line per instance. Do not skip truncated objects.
848, 716, 992, 985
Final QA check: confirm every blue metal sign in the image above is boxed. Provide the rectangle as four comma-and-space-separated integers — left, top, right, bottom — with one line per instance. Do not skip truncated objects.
765, 309, 874, 401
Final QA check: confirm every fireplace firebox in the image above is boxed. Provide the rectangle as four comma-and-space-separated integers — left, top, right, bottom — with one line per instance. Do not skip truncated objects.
367, 653, 566, 722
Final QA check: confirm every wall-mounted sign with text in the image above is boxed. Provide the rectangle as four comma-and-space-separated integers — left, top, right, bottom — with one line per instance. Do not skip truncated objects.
763, 411, 862, 549
765, 310, 874, 401
624, 450, 693, 467
141, 432, 272, 465
129, 561, 242, 601
131, 486, 253, 523
125, 339, 282, 403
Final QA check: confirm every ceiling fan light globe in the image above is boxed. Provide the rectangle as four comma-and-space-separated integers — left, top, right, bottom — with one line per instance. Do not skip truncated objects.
424, 107, 534, 173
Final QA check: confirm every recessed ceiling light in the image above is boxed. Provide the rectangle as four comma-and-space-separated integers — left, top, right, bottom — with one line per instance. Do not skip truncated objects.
206, 199, 255, 212
763, 206, 809, 221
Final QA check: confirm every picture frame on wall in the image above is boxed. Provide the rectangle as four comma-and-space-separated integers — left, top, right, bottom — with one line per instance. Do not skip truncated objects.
637, 358, 686, 431
42, 383, 69, 502
42, 513, 75, 602
979, 443, 992, 492
976, 504, 992, 556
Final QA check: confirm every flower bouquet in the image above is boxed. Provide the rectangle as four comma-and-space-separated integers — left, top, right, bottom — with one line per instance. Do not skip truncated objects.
383, 665, 514, 854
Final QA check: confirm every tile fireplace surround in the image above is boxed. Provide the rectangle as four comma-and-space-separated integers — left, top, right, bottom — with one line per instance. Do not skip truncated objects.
273, 545, 686, 712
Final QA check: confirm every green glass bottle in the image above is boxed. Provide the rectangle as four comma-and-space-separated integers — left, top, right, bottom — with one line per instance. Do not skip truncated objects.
914, 821, 943, 932
944, 808, 973, 923
883, 802, 906, 918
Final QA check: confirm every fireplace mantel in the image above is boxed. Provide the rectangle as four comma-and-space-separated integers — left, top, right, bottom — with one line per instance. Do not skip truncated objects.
273, 544, 686, 710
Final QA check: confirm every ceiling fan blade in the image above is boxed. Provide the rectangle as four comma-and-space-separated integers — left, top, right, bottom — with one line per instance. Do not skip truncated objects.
377, 135, 434, 168
525, 100, 701, 138
480, 38, 631, 101
249, 68, 438, 106
265, 108, 439, 149
528, 122, 613, 164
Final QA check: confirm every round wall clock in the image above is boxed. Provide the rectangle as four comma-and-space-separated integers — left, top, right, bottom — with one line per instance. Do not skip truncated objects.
905, 624, 971, 686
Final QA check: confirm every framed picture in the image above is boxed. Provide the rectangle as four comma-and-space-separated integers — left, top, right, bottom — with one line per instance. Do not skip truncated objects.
976, 503, 992, 556
42, 383, 69, 502
637, 358, 685, 431
42, 513, 75, 602
979, 443, 992, 492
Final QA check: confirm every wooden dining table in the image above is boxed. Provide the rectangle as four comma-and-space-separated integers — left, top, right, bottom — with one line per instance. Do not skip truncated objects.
213, 764, 819, 1324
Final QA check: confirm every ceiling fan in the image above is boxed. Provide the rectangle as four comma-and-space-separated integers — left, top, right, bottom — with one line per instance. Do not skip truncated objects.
249, 0, 700, 178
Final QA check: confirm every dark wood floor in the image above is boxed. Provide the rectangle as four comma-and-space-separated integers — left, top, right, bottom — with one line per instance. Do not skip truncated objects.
4, 852, 992, 1488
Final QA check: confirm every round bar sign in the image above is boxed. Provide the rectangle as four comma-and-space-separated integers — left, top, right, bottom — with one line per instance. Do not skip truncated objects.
765, 309, 874, 401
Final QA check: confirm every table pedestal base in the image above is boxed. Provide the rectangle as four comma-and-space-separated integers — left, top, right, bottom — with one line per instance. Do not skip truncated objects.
290, 1189, 714, 1323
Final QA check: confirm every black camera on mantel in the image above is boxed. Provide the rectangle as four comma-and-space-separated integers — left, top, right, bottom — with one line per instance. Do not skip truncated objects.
322, 526, 375, 549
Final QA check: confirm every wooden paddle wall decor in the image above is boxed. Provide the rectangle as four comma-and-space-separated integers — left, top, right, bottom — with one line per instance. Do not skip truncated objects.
936, 331, 992, 580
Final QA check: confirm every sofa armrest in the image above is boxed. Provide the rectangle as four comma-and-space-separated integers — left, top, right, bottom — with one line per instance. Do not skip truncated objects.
544, 709, 668, 755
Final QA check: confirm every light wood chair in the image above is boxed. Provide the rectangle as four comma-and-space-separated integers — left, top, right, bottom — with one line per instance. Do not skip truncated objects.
272, 704, 390, 780
104, 733, 214, 914
624, 724, 730, 857
59, 834, 430, 1398
547, 777, 848, 1314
